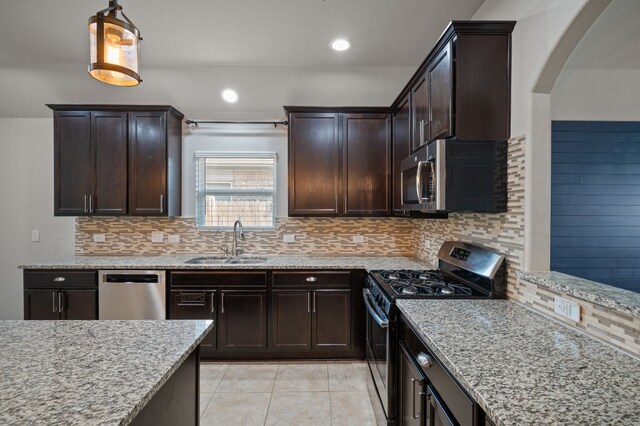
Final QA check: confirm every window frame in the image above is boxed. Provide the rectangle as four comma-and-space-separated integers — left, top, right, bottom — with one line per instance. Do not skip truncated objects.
194, 151, 278, 230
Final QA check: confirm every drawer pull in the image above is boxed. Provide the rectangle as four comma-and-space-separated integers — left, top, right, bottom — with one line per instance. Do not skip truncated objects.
417, 352, 433, 368
305, 276, 318, 282
53, 277, 66, 282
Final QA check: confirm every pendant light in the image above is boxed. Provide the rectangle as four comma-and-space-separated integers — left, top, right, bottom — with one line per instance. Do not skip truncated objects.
88, 0, 142, 86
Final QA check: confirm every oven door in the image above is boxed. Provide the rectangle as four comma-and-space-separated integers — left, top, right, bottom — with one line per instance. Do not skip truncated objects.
363, 288, 391, 418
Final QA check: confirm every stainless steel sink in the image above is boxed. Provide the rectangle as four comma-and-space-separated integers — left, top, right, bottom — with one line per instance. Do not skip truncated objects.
185, 256, 268, 265
184, 256, 229, 265
225, 257, 268, 265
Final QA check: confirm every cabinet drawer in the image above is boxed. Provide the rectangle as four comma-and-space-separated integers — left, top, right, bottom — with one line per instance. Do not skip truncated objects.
24, 270, 97, 289
170, 271, 267, 288
273, 271, 351, 288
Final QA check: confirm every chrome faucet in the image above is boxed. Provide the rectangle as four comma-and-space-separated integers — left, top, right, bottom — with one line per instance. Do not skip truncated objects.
232, 219, 245, 257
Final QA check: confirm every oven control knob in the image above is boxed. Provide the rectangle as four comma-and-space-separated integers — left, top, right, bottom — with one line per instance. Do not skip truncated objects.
417, 352, 433, 368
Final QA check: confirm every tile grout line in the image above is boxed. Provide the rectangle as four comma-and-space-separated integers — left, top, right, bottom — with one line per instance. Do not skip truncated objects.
263, 363, 280, 425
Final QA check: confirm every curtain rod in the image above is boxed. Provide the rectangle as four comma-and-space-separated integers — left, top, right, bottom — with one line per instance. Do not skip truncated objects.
185, 119, 288, 128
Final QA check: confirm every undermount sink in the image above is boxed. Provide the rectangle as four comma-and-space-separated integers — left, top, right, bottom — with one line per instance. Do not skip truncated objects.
185, 256, 267, 265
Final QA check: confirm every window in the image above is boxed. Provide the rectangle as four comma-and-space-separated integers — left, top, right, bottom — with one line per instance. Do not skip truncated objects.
195, 152, 277, 229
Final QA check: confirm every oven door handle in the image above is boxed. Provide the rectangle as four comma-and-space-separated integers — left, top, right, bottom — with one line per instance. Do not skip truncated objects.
362, 289, 389, 328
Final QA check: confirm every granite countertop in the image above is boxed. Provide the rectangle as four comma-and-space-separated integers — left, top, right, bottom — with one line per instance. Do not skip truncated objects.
18, 255, 429, 271
0, 320, 213, 425
517, 270, 640, 318
397, 299, 640, 426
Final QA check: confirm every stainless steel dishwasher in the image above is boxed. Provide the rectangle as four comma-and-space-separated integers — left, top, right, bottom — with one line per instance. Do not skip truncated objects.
98, 270, 166, 319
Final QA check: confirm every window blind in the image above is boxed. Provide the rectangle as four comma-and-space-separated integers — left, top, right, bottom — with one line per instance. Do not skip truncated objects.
195, 152, 277, 228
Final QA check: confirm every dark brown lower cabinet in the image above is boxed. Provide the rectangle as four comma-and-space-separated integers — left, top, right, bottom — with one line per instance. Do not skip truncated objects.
312, 289, 351, 350
24, 289, 97, 320
24, 290, 61, 320
170, 290, 217, 356
218, 289, 268, 351
272, 290, 312, 350
398, 342, 426, 425
62, 290, 98, 320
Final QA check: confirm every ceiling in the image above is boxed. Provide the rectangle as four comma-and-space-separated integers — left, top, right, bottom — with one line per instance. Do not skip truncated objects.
0, 0, 485, 118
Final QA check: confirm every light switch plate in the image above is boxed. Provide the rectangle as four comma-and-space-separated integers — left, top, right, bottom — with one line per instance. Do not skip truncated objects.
352, 235, 365, 243
554, 296, 581, 322
93, 234, 106, 243
151, 231, 164, 243
31, 229, 40, 242
168, 234, 180, 243
283, 234, 295, 243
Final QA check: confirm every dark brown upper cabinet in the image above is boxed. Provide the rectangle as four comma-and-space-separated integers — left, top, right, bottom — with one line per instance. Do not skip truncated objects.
285, 107, 391, 217
393, 21, 515, 153
48, 105, 183, 217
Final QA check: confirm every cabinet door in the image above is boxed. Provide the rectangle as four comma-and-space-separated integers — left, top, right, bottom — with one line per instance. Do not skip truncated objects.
343, 113, 391, 216
92, 111, 128, 215
399, 342, 426, 426
272, 290, 312, 351
60, 289, 98, 320
428, 41, 454, 141
129, 111, 167, 216
312, 290, 351, 350
218, 290, 267, 351
392, 94, 411, 214
54, 111, 92, 216
411, 74, 429, 152
24, 290, 60, 320
170, 290, 216, 355
288, 112, 340, 215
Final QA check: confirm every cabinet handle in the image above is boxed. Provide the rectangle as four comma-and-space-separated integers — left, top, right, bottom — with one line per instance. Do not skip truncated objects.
419, 119, 425, 146
210, 292, 215, 314
305, 276, 317, 283
411, 378, 421, 419
417, 352, 433, 368
307, 292, 311, 313
88, 195, 93, 213
160, 194, 164, 213
312, 292, 316, 313
58, 292, 64, 313
52, 291, 57, 313
83, 194, 88, 213
53, 276, 66, 282
221, 292, 225, 314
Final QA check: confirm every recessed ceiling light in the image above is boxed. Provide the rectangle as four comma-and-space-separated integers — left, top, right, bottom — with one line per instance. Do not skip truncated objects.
221, 89, 238, 103
330, 39, 351, 52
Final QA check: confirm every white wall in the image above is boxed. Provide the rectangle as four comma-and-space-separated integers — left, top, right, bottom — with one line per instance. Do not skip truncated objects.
181, 125, 289, 217
552, 0, 640, 120
0, 118, 75, 319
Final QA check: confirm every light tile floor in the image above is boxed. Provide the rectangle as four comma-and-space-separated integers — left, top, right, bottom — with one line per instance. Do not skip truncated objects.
199, 361, 377, 426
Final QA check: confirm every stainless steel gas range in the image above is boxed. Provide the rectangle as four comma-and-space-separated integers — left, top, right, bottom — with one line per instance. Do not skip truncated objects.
364, 241, 506, 425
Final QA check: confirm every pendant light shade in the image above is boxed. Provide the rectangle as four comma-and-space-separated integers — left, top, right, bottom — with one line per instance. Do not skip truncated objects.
88, 0, 142, 86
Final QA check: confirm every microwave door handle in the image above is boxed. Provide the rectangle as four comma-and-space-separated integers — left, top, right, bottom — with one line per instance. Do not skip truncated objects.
416, 161, 425, 203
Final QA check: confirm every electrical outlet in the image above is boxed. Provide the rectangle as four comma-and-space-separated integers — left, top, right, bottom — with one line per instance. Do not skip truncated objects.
151, 231, 164, 243
424, 240, 431, 249
93, 234, 106, 243
168, 234, 180, 243
554, 296, 581, 322
352, 235, 365, 243
283, 234, 295, 243
31, 229, 40, 242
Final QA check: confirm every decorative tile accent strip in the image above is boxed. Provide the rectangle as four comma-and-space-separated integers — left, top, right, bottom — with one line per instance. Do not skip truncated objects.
76, 216, 416, 256
516, 276, 640, 358
413, 136, 526, 300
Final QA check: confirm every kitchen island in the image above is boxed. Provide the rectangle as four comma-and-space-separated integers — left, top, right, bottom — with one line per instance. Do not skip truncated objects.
0, 320, 213, 425
397, 299, 640, 425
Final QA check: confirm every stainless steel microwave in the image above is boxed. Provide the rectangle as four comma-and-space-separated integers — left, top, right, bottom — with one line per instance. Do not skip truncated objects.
399, 139, 507, 213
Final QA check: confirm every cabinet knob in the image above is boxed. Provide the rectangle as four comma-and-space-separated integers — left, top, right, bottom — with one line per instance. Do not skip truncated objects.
53, 277, 66, 282
417, 352, 433, 368
305, 276, 318, 282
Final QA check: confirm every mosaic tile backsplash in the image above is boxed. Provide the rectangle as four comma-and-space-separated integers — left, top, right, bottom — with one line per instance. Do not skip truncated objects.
76, 216, 416, 256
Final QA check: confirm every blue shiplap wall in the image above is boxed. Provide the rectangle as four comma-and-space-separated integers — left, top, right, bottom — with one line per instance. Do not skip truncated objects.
551, 121, 640, 293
